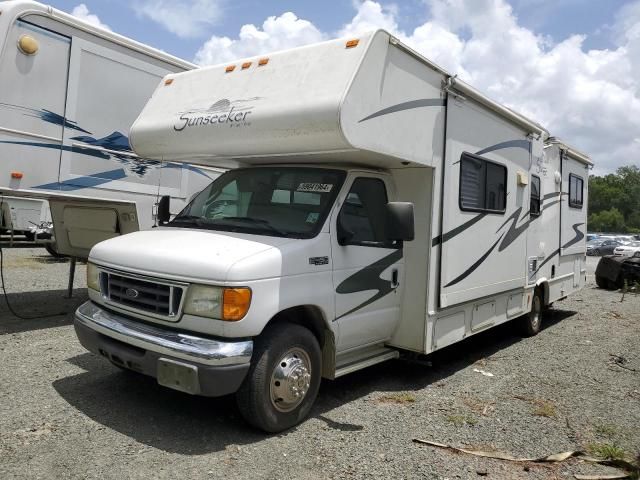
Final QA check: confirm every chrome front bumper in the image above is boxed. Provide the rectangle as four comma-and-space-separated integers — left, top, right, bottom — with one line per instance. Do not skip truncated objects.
74, 301, 253, 367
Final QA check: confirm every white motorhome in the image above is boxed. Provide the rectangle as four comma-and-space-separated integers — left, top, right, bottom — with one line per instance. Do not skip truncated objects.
0, 1, 220, 257
74, 31, 591, 432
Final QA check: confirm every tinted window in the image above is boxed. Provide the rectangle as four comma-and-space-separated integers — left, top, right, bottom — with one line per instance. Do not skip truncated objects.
338, 178, 390, 247
569, 174, 583, 208
530, 175, 541, 216
459, 153, 507, 213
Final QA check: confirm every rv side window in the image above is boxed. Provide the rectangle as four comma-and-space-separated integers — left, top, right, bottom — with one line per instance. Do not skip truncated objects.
569, 174, 583, 208
338, 178, 391, 248
530, 175, 541, 216
459, 153, 507, 213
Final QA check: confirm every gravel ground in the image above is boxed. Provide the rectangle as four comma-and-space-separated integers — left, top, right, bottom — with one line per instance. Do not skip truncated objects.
0, 247, 638, 480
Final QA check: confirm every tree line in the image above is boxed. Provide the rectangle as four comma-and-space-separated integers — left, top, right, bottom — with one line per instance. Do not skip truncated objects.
588, 165, 640, 233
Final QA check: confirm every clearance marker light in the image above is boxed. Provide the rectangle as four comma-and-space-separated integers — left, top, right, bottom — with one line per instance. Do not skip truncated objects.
164, 78, 174, 86
11, 172, 23, 179
258, 58, 269, 66
345, 39, 359, 48
225, 65, 236, 72
241, 62, 252, 69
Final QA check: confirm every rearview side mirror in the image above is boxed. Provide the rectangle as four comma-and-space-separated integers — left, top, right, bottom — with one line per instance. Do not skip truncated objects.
386, 202, 414, 242
157, 195, 171, 226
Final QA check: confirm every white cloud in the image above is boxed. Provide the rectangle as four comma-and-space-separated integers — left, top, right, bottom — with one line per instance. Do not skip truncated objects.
194, 12, 325, 65
133, 0, 222, 39
193, 0, 640, 173
71, 4, 111, 31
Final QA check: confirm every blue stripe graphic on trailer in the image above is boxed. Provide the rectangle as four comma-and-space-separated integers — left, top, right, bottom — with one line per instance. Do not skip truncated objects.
0, 102, 91, 134
475, 139, 530, 156
0, 140, 110, 159
358, 98, 445, 123
34, 169, 128, 191
71, 131, 131, 152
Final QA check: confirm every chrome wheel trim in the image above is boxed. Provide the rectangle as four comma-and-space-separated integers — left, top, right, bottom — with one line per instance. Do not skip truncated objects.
270, 347, 312, 413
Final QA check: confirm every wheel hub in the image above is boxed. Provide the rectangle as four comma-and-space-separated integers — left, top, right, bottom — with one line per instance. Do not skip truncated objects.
270, 348, 312, 413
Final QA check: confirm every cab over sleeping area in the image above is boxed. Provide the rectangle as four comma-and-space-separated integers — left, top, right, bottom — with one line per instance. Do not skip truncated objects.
72, 30, 592, 432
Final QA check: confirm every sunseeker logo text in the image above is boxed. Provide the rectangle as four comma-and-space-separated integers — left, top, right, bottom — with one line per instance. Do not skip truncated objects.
173, 98, 259, 132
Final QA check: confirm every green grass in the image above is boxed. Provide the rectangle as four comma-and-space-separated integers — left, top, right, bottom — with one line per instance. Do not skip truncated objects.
532, 399, 557, 418
446, 414, 478, 427
376, 392, 416, 404
587, 442, 627, 461
594, 423, 618, 439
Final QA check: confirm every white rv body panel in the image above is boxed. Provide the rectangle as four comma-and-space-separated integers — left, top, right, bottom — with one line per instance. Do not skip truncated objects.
0, 1, 219, 256
73, 31, 591, 430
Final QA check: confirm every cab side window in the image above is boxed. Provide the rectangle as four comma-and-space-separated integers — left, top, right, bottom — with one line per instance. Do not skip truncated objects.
338, 178, 391, 247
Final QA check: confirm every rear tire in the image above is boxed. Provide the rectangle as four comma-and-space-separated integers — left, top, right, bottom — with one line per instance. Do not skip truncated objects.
595, 275, 608, 289
236, 323, 321, 433
520, 289, 543, 337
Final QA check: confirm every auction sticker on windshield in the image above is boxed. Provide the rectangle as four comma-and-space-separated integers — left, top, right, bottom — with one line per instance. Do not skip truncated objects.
297, 183, 333, 193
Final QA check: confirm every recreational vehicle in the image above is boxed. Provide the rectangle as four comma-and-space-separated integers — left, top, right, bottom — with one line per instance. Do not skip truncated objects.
74, 31, 591, 432
0, 0, 220, 257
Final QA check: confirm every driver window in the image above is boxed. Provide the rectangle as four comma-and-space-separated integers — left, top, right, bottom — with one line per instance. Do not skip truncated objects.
338, 177, 390, 247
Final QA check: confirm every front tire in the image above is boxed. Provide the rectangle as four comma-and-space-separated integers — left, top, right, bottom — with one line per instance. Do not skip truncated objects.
520, 289, 543, 337
236, 323, 321, 433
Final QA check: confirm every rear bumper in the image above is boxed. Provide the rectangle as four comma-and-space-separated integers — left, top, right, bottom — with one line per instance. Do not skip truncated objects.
74, 301, 252, 397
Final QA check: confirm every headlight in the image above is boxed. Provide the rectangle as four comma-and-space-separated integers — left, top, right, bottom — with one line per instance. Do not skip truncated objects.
184, 285, 222, 319
87, 262, 100, 292
183, 285, 251, 321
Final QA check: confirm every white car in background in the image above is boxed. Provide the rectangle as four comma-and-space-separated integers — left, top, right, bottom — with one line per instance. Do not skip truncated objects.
613, 241, 640, 258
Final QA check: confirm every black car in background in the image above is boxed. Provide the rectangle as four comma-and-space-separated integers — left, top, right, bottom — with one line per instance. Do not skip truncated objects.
586, 239, 622, 256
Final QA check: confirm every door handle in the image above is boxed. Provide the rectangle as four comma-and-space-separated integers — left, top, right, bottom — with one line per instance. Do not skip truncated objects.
391, 268, 399, 288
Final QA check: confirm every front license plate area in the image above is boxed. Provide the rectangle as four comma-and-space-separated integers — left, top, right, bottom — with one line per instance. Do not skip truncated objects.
157, 358, 200, 395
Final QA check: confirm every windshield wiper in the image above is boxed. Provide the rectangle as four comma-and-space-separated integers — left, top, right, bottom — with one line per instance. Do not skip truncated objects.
220, 217, 290, 236
168, 215, 212, 227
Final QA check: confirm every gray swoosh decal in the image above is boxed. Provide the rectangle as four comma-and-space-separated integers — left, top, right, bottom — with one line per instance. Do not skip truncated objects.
358, 98, 445, 123
432, 212, 486, 246
475, 139, 530, 156
443, 234, 504, 288
335, 249, 403, 320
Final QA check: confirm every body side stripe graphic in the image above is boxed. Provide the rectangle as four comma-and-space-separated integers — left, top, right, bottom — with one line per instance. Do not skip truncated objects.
334, 249, 403, 321
474, 139, 530, 156
358, 98, 445, 123
443, 234, 504, 288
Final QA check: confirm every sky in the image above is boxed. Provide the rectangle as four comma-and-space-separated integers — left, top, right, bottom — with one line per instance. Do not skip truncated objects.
36, 0, 640, 174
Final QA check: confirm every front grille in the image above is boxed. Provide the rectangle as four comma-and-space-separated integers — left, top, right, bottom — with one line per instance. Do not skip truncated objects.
101, 271, 184, 318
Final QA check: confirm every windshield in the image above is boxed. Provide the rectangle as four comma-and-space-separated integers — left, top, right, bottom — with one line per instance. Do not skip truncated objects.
170, 167, 346, 238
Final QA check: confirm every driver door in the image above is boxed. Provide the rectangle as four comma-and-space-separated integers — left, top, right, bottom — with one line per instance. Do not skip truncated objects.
331, 174, 404, 353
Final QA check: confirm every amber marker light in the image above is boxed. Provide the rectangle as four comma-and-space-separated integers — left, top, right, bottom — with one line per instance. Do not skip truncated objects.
225, 65, 236, 72
223, 288, 252, 321
258, 58, 269, 66
164, 78, 174, 86
241, 62, 252, 69
345, 39, 359, 48
11, 172, 23, 179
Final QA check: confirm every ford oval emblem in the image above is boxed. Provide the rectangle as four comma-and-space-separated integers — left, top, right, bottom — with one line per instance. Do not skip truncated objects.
125, 288, 139, 299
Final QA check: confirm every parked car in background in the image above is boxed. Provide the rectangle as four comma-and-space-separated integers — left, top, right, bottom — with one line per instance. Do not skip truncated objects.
613, 241, 640, 258
586, 239, 622, 256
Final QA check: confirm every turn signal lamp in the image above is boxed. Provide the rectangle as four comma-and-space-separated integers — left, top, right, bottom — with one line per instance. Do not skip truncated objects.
345, 38, 359, 48
223, 288, 252, 321
11, 171, 23, 179
225, 65, 236, 72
